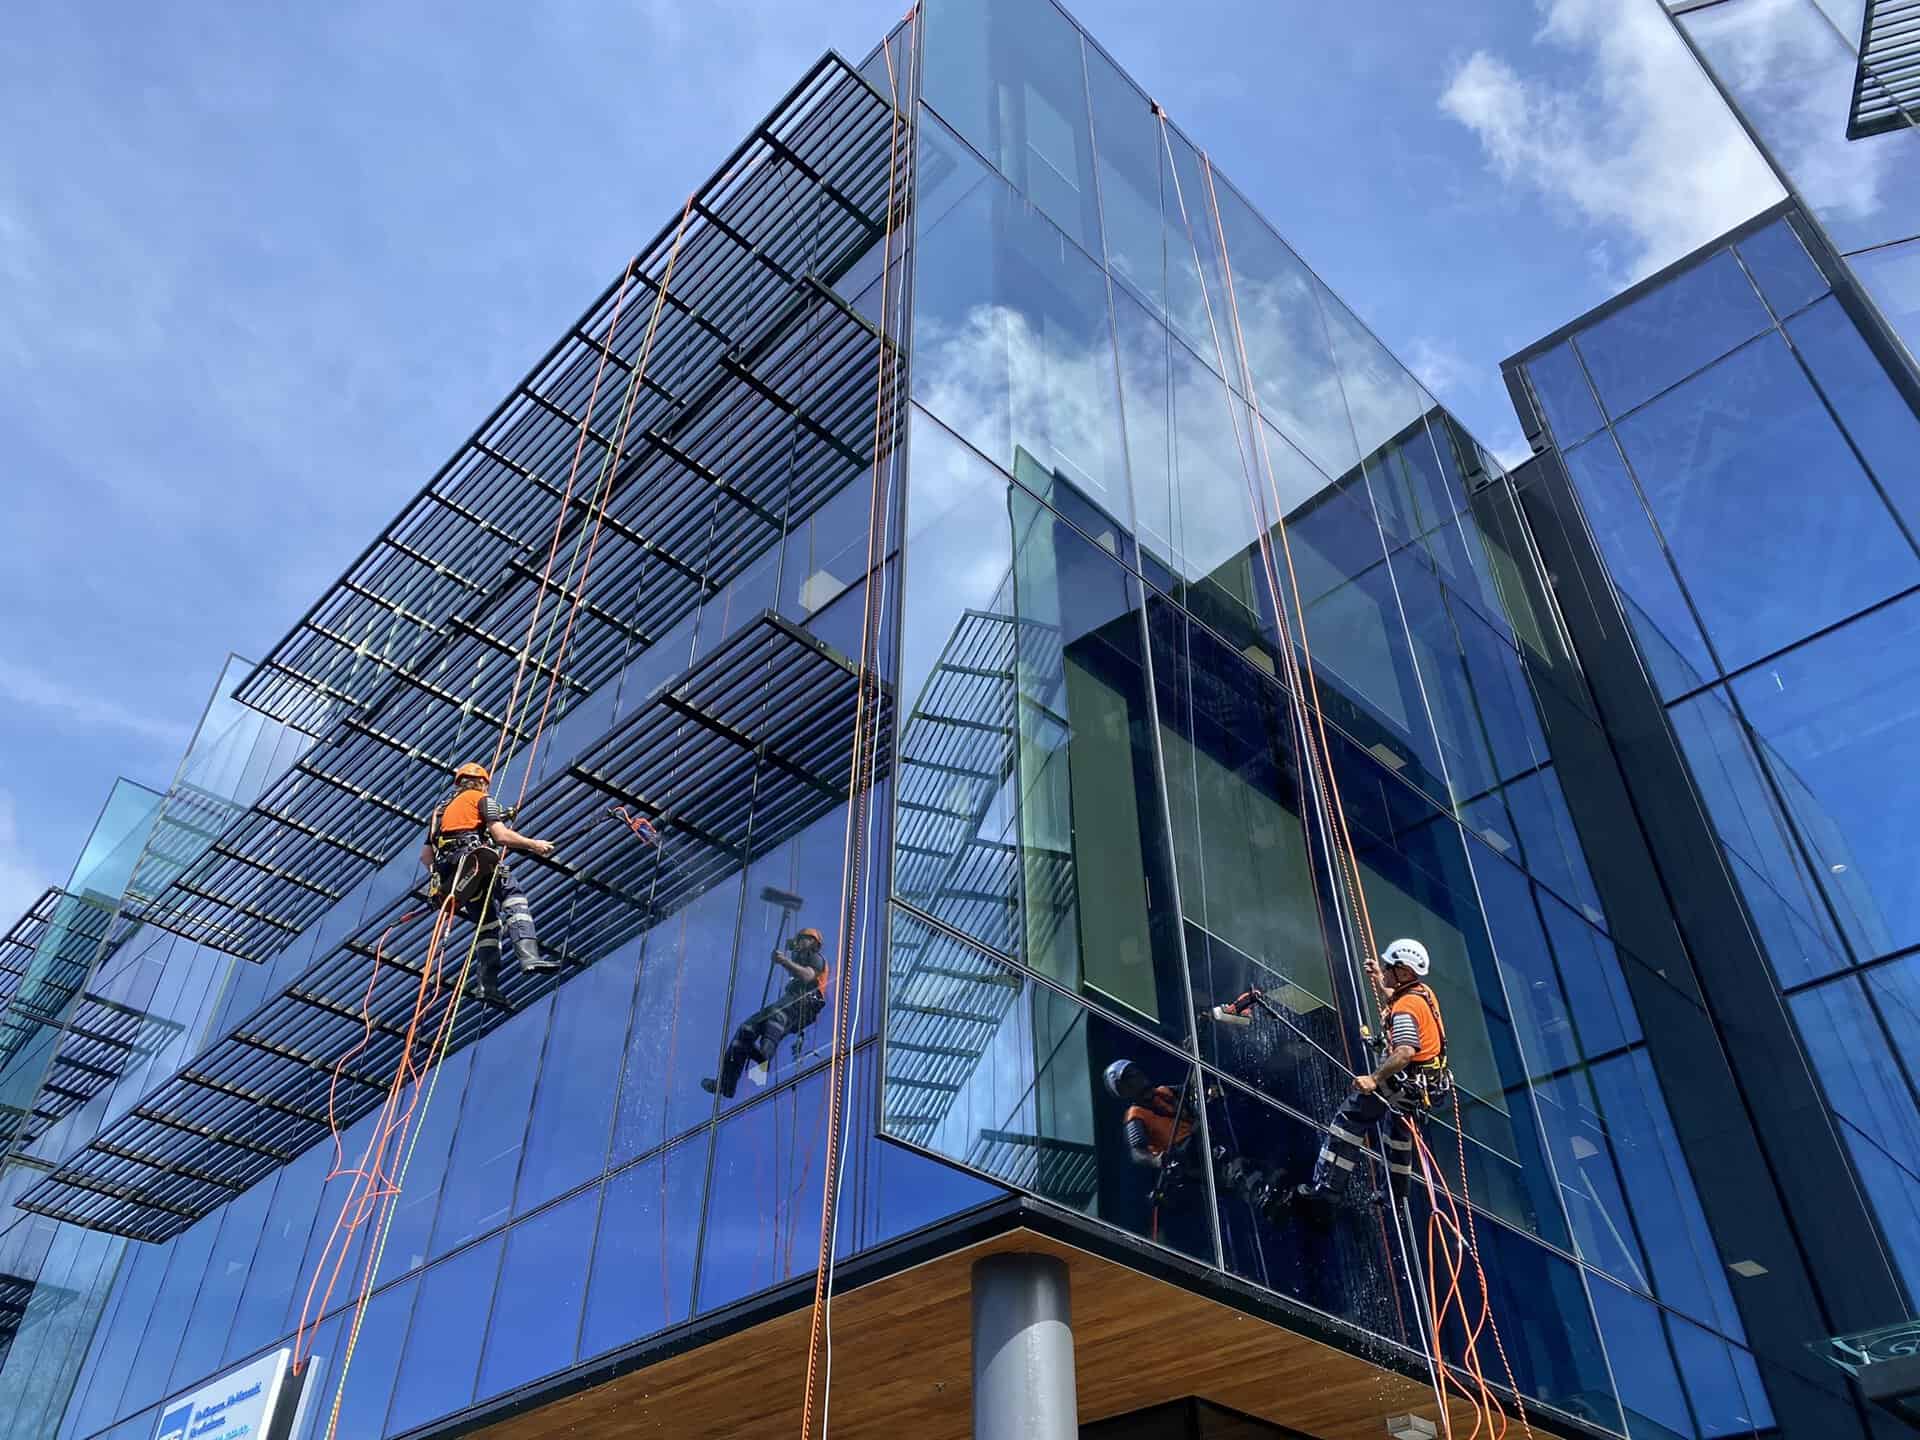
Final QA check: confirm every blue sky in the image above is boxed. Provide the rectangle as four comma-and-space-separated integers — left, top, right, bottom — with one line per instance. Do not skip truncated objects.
0, 0, 1781, 918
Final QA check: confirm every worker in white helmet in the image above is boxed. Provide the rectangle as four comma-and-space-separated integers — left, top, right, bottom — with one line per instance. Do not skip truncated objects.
1290, 937, 1451, 1213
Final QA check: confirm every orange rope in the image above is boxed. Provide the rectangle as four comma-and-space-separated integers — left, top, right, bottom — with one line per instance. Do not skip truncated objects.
800, 19, 910, 1439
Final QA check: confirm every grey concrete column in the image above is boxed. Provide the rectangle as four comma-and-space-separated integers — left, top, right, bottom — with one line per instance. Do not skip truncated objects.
971, 1252, 1076, 1440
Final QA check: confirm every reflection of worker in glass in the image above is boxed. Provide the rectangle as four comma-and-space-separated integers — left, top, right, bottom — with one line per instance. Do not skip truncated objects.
421, 762, 558, 1002
702, 928, 830, 1098
1291, 937, 1450, 1211
1103, 1060, 1289, 1223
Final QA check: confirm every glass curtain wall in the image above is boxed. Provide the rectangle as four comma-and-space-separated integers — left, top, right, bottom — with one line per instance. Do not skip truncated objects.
41, 26, 1008, 1439
883, 0, 1778, 1433
1515, 211, 1920, 1326
1667, 0, 1920, 369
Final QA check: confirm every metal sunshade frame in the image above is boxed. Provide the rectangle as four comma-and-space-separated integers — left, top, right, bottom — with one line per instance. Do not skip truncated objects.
19, 613, 892, 1242
1850, 0, 1920, 140
115, 50, 900, 967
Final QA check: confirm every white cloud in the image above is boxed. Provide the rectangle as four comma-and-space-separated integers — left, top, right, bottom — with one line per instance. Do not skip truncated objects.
1439, 0, 1785, 284
0, 791, 48, 927
0, 657, 193, 748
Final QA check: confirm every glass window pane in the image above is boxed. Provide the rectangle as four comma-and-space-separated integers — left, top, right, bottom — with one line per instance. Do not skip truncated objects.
580, 1136, 706, 1358
1851, 237, 1920, 369
1573, 249, 1772, 419
1668, 686, 1850, 986
516, 947, 639, 1215
118, 1214, 219, 1412
1682, 0, 1919, 257
1314, 280, 1427, 464
66, 1236, 170, 1436
1561, 436, 1716, 697
1617, 333, 1918, 672
912, 114, 1127, 529
167, 1174, 274, 1393
1590, 1277, 1695, 1439
477, 1188, 596, 1400
1209, 177, 1357, 481
610, 880, 742, 1164
698, 1070, 830, 1313
371, 1048, 472, 1285
1737, 216, 1829, 318
1786, 294, 1920, 537
1112, 284, 1176, 570
322, 1279, 413, 1440
227, 1147, 323, 1366
1207, 1080, 1412, 1344
886, 920, 1212, 1264
386, 1238, 499, 1431
432, 998, 552, 1259
1084, 42, 1162, 314
1525, 341, 1604, 448
1730, 593, 1920, 961
920, 0, 1101, 253
856, 1064, 1005, 1248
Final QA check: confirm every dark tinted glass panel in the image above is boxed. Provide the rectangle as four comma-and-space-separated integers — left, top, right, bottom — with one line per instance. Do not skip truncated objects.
167, 1174, 274, 1392
66, 1236, 170, 1434
478, 1187, 596, 1399
698, 1069, 830, 1313
321, 1279, 413, 1440
227, 1147, 323, 1364
1526, 342, 1604, 447
610, 880, 741, 1163
1616, 334, 1918, 671
1668, 686, 1850, 987
1731, 593, 1920, 962
580, 1135, 706, 1358
1791, 974, 1920, 1295
1787, 294, 1920, 538
1589, 1277, 1695, 1438
1575, 250, 1771, 418
1503, 770, 1604, 924
430, 995, 548, 1258
884, 910, 1212, 1265
516, 944, 638, 1215
1560, 437, 1715, 697
372, 1048, 472, 1285
1736, 216, 1828, 317
119, 1214, 219, 1410
387, 1238, 499, 1430
920, 0, 1100, 253
1208, 1081, 1410, 1341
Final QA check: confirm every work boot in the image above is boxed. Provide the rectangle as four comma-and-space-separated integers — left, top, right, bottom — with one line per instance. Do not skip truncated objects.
699, 1077, 718, 1095
463, 965, 507, 1007
514, 935, 557, 974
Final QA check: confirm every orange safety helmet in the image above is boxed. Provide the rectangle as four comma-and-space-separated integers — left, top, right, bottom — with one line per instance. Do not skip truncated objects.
794, 927, 825, 949
453, 762, 491, 785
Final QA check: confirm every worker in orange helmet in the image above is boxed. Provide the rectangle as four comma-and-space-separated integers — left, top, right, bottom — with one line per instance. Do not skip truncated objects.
701, 925, 831, 1098
1289, 937, 1451, 1216
419, 761, 559, 1003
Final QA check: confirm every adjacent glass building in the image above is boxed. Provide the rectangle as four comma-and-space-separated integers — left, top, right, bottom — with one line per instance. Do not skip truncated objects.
1664, 0, 1920, 376
1506, 199, 1920, 1435
0, 2, 1906, 1438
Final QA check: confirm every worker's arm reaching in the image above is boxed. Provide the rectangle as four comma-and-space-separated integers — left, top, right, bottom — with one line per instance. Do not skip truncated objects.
772, 949, 820, 985
486, 816, 555, 860
1355, 989, 1423, 1092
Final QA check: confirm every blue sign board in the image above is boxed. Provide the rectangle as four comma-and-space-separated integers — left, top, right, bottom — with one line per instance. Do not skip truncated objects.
152, 1348, 293, 1440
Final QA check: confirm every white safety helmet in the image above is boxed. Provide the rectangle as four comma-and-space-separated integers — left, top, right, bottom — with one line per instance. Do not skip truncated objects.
1103, 1059, 1145, 1098
1381, 937, 1431, 977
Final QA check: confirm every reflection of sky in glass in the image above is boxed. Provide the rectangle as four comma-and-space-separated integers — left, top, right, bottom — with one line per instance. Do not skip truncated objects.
1682, 0, 1920, 257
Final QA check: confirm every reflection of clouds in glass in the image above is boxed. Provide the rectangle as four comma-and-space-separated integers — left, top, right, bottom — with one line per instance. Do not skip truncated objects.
1686, 0, 1894, 234
901, 408, 1015, 710
915, 303, 1123, 513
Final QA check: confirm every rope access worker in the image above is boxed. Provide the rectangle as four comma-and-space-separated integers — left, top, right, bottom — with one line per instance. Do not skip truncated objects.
1104, 1059, 1289, 1225
419, 762, 559, 1002
1290, 937, 1450, 1213
701, 927, 830, 1098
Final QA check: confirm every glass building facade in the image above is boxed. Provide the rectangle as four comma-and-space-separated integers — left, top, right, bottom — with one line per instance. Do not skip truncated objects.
0, 4, 1902, 1440
1508, 200, 1920, 1436
1664, 0, 1920, 383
